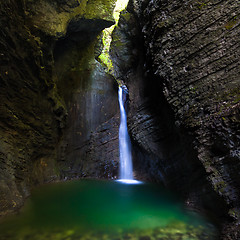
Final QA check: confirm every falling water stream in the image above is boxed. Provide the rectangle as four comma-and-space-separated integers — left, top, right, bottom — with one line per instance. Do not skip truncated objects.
118, 86, 133, 180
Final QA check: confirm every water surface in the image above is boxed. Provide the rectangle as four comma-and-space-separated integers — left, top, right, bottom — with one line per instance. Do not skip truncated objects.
0, 180, 217, 240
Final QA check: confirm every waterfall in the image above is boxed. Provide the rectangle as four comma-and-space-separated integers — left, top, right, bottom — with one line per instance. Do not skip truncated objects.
118, 86, 133, 180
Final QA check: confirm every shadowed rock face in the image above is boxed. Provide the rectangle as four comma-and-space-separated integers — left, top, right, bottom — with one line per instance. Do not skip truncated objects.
0, 0, 62, 217
0, 0, 116, 216
110, 0, 240, 238
133, 0, 240, 217
56, 57, 119, 179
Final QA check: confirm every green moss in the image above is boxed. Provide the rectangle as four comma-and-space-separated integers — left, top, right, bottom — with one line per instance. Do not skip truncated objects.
157, 18, 174, 29
26, 0, 116, 37
228, 208, 240, 220
48, 85, 67, 118
209, 171, 228, 196
84, 0, 116, 22
120, 11, 131, 22
98, 26, 115, 72
196, 1, 207, 9
97, 0, 129, 78
225, 17, 238, 30
215, 87, 240, 114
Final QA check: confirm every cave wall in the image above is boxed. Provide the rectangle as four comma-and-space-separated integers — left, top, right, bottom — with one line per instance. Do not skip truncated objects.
0, 0, 118, 216
0, 0, 63, 217
131, 0, 240, 219
110, 0, 240, 237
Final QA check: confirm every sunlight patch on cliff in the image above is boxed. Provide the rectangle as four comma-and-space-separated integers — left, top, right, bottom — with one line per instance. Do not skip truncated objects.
98, 0, 129, 73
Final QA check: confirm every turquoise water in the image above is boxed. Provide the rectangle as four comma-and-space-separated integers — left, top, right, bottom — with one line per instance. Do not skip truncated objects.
0, 180, 217, 240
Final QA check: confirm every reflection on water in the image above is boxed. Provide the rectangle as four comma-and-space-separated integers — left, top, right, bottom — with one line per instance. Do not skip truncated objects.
0, 180, 217, 240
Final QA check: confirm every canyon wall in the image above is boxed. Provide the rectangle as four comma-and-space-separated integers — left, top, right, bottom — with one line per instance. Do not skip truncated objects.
110, 0, 240, 238
1, 0, 240, 238
111, 6, 227, 222
0, 0, 117, 216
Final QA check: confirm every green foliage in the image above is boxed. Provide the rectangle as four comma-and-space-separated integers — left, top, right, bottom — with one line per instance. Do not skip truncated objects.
98, 26, 115, 72
197, 1, 207, 9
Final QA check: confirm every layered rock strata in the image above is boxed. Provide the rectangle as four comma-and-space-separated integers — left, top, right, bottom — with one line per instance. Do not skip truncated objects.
110, 1, 240, 238
134, 0, 240, 220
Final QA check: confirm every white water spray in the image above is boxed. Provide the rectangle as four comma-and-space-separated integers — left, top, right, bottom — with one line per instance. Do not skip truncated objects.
118, 86, 134, 180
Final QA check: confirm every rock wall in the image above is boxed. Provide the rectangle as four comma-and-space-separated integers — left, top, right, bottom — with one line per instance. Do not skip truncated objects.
0, 0, 117, 216
111, 7, 228, 221
110, 0, 240, 238
59, 116, 120, 179
56, 52, 119, 179
0, 0, 62, 217
50, 2, 119, 180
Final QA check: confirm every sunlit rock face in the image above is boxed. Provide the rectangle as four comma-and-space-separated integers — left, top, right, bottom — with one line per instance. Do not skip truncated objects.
0, 0, 117, 216
111, 0, 240, 238
24, 0, 115, 37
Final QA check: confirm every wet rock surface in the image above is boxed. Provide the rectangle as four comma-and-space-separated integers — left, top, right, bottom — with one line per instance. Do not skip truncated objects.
0, 0, 63, 217
54, 22, 119, 180
130, 0, 240, 217
59, 115, 120, 179
0, 0, 116, 216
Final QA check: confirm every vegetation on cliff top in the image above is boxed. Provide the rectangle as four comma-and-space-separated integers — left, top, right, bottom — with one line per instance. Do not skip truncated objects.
98, 0, 129, 74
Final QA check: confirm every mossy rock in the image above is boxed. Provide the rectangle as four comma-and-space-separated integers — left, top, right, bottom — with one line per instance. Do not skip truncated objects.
25, 0, 116, 37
